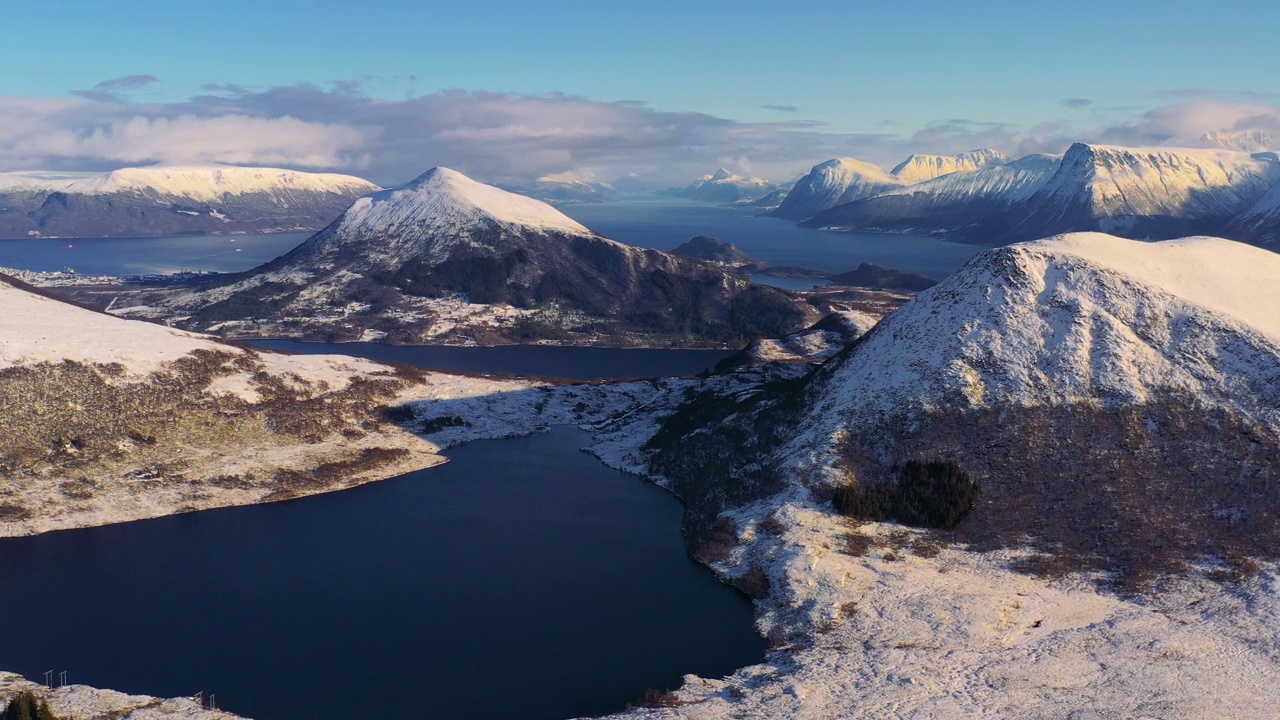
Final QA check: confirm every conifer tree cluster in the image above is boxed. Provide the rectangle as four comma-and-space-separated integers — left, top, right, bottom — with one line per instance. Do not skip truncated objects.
833, 459, 979, 530
1, 691, 57, 720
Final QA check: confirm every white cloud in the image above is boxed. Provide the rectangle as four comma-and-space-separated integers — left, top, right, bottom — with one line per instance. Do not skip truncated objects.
2, 87, 1278, 189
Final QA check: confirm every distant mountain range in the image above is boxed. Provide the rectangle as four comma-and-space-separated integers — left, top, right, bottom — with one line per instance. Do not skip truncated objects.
498, 177, 622, 205
0, 166, 377, 239
782, 144, 1280, 247
663, 168, 781, 203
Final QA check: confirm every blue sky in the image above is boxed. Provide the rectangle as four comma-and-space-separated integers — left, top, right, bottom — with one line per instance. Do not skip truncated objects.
2, 0, 1278, 184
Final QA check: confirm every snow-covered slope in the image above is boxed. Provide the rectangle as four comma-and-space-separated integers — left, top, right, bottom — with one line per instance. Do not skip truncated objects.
0, 276, 223, 374
993, 144, 1280, 243
0, 165, 377, 239
669, 168, 779, 203
146, 167, 817, 346
1226, 178, 1280, 245
803, 153, 1061, 235
791, 233, 1280, 462
773, 158, 904, 220
889, 148, 1010, 184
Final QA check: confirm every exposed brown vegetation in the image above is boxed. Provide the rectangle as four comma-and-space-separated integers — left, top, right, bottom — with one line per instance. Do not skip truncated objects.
0, 347, 422, 530
838, 398, 1280, 593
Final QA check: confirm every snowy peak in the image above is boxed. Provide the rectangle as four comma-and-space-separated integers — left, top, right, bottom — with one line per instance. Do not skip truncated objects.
773, 157, 904, 219
890, 149, 1011, 184
671, 168, 778, 203
1046, 143, 1278, 215
799, 232, 1280, 438
58, 165, 377, 202
330, 167, 593, 239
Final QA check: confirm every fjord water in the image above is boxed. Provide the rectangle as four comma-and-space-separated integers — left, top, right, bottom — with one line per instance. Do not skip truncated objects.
560, 200, 983, 279
0, 427, 763, 720
0, 201, 983, 280
0, 232, 309, 275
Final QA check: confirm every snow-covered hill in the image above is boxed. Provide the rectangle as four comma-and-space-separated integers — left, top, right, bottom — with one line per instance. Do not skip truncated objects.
792, 233, 1279, 451
136, 167, 817, 346
992, 144, 1280, 243
0, 165, 377, 238
667, 168, 779, 203
618, 232, 1280, 718
773, 158, 904, 220
803, 153, 1061, 235
889, 148, 1010, 183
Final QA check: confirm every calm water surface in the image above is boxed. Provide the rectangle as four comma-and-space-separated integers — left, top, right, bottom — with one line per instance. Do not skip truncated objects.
0, 202, 981, 281
0, 427, 763, 720
0, 232, 308, 276
561, 200, 981, 279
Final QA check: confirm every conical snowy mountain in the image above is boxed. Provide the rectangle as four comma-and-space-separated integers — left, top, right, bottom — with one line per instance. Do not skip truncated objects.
772, 158, 904, 220
153, 168, 818, 345
802, 153, 1061, 235
889, 149, 1010, 183
667, 168, 779, 203
0, 165, 378, 238
989, 144, 1280, 243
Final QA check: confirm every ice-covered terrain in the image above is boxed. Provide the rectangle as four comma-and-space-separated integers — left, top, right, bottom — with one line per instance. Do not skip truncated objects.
772, 158, 904, 220
889, 148, 1010, 183
0, 165, 377, 239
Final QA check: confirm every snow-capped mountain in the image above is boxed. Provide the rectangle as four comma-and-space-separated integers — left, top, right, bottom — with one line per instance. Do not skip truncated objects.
772, 158, 903, 220
499, 177, 621, 204
889, 149, 1010, 184
787, 233, 1280, 462
667, 168, 780, 203
803, 153, 1061, 235
990, 144, 1280, 243
151, 168, 817, 345
0, 165, 378, 238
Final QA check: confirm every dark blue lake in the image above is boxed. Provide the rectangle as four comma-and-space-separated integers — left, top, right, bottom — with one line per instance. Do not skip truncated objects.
251, 339, 734, 380
0, 427, 763, 720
